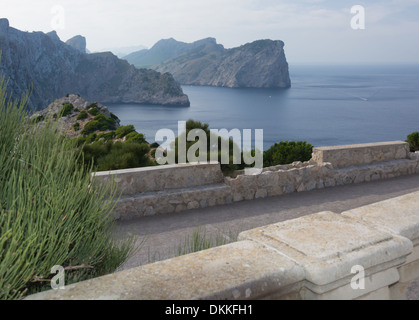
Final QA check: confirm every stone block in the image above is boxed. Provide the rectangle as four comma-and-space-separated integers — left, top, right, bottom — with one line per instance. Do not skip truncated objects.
239, 211, 412, 299
25, 241, 305, 300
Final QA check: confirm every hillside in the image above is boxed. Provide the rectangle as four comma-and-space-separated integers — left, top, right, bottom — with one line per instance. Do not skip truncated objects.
124, 38, 291, 88
0, 18, 189, 111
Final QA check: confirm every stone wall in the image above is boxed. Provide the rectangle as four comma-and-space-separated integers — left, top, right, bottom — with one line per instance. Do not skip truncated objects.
311, 141, 411, 168
25, 191, 419, 300
92, 141, 419, 220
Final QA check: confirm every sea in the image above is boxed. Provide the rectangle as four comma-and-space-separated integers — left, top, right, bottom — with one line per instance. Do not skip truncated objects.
107, 64, 419, 151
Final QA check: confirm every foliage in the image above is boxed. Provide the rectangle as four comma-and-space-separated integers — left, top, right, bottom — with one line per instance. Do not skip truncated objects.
59, 103, 74, 118
81, 114, 116, 136
263, 141, 313, 167
0, 74, 136, 300
77, 110, 88, 121
115, 125, 136, 139
407, 132, 419, 152
73, 122, 80, 131
125, 132, 146, 144
88, 107, 100, 116
82, 141, 154, 171
172, 119, 246, 174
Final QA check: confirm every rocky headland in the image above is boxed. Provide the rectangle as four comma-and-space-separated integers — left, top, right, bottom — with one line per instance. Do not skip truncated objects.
0, 18, 190, 112
124, 38, 291, 88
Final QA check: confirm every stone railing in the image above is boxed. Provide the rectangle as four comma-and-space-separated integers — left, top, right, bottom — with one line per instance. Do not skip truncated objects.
92, 141, 419, 220
26, 190, 419, 300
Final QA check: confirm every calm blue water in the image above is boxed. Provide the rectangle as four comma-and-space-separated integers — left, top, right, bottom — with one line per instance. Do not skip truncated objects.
108, 65, 419, 150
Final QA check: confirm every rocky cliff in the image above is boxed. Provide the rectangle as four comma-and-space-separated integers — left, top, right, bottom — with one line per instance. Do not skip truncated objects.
0, 19, 189, 111
124, 38, 291, 88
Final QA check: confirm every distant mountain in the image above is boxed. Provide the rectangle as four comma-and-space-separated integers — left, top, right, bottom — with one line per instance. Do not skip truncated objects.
66, 35, 87, 53
100, 45, 148, 58
124, 38, 291, 88
0, 19, 189, 111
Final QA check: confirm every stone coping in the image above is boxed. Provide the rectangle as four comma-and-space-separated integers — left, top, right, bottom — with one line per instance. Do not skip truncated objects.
25, 191, 419, 300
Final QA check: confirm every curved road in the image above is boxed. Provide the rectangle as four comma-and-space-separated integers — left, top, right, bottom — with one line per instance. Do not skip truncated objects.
116, 173, 419, 300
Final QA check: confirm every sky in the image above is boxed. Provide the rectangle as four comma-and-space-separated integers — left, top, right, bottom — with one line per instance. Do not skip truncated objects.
1, 0, 419, 64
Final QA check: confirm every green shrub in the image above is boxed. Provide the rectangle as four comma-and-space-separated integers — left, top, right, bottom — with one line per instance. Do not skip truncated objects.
88, 103, 100, 116
0, 73, 136, 300
59, 103, 74, 118
73, 122, 80, 131
97, 131, 116, 142
81, 114, 116, 136
150, 142, 160, 149
110, 112, 118, 121
172, 119, 245, 173
125, 132, 146, 144
115, 125, 136, 139
82, 141, 153, 171
263, 141, 313, 167
77, 110, 88, 121
407, 132, 419, 152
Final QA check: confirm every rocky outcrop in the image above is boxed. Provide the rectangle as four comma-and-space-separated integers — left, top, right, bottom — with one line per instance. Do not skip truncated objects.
0, 19, 189, 111
125, 38, 291, 88
65, 35, 87, 53
31, 94, 121, 138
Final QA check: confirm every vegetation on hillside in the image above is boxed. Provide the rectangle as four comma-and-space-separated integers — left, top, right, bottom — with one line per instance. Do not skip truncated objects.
407, 132, 419, 152
0, 74, 136, 300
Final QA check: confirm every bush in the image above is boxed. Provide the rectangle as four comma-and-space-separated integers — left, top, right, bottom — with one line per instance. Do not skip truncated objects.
81, 114, 116, 136
82, 141, 153, 171
0, 73, 136, 300
263, 141, 313, 167
172, 119, 245, 173
77, 110, 88, 120
73, 122, 80, 131
115, 125, 136, 139
59, 103, 74, 118
87, 103, 100, 116
125, 132, 146, 144
407, 132, 419, 152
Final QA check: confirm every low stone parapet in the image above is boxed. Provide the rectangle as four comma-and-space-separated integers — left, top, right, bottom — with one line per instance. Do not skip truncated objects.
342, 191, 419, 300
311, 141, 410, 168
92, 162, 225, 197
25, 192, 419, 300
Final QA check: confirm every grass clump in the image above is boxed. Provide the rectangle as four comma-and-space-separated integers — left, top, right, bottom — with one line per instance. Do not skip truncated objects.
0, 72, 136, 300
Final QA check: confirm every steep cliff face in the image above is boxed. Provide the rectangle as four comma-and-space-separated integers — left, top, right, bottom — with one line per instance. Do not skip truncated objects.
125, 38, 291, 88
0, 19, 189, 111
65, 35, 87, 53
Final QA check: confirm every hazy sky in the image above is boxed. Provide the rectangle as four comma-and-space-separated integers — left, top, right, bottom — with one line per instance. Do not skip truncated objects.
1, 0, 419, 64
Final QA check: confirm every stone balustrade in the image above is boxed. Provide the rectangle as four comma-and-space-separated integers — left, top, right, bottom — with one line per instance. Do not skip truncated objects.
25, 191, 419, 300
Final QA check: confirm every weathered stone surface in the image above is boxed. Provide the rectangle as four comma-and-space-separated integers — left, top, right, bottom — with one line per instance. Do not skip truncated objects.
342, 191, 419, 243
25, 240, 304, 300
312, 141, 410, 168
239, 212, 412, 291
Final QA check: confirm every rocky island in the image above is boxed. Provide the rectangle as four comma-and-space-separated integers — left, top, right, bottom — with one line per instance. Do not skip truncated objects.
0, 18, 189, 111
124, 37, 291, 88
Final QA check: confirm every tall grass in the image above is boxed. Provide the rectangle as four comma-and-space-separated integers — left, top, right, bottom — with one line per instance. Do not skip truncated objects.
0, 72, 136, 300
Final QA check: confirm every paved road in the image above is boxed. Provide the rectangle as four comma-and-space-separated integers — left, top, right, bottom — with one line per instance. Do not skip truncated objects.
116, 173, 419, 300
